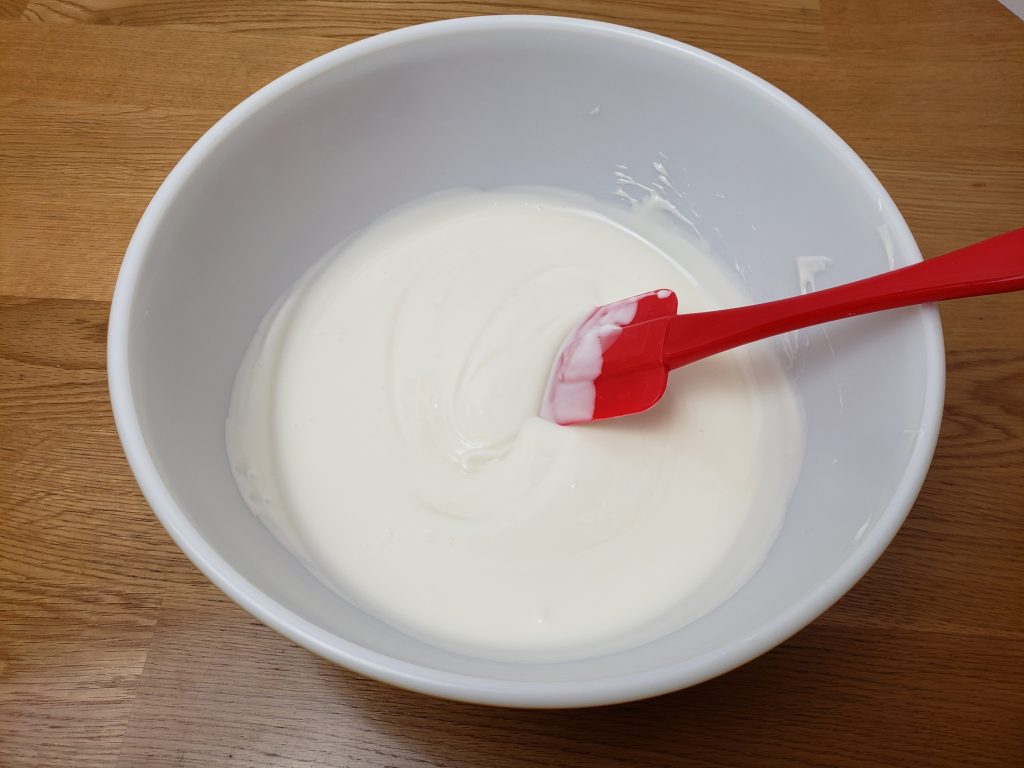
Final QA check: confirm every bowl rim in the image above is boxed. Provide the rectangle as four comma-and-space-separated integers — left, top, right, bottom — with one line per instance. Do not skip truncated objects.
108, 14, 945, 708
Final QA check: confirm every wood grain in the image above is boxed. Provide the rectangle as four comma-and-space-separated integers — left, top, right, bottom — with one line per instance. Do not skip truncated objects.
1, 2, 1022, 766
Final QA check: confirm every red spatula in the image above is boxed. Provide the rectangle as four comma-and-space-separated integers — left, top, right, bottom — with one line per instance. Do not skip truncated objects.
540, 228, 1024, 426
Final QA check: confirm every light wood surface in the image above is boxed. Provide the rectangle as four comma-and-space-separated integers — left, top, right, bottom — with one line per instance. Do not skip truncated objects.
1, 2, 1022, 766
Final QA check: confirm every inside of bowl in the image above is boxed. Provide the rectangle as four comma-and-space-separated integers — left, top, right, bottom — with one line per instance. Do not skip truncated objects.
124, 20, 938, 686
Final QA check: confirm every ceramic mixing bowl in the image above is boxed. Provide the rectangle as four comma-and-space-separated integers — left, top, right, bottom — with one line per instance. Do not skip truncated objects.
109, 16, 943, 707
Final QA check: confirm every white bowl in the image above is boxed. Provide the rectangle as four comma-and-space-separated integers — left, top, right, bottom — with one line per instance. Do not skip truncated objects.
109, 16, 944, 708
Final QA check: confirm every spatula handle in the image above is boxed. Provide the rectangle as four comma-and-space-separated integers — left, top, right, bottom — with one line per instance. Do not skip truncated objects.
662, 228, 1024, 369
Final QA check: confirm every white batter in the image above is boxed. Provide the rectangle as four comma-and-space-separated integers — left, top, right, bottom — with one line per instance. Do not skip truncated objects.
227, 188, 803, 662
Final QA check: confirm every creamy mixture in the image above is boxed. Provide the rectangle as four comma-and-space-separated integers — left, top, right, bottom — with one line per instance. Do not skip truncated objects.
227, 188, 803, 662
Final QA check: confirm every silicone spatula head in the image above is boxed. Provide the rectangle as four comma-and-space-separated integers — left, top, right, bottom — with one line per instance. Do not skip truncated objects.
540, 290, 677, 425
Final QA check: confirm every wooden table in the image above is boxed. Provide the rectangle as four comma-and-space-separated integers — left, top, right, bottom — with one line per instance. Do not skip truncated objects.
2, 1, 1022, 766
